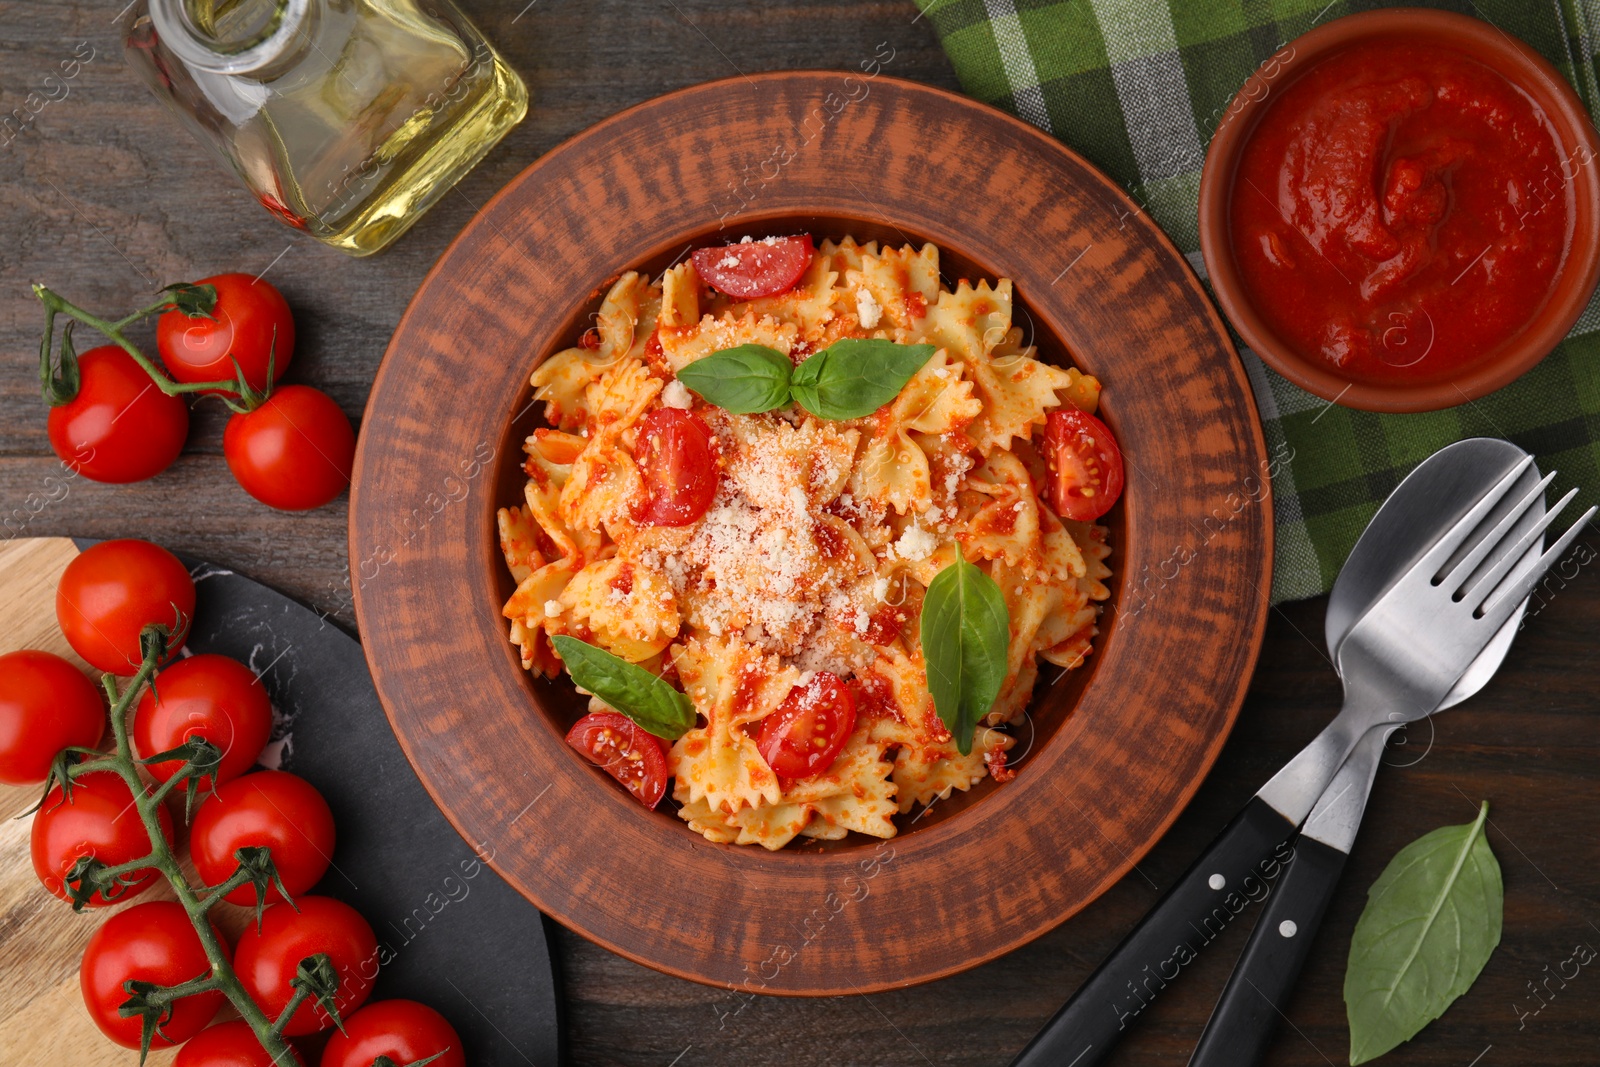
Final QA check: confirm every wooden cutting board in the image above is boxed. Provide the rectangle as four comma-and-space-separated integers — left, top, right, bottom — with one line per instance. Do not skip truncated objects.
0, 537, 565, 1066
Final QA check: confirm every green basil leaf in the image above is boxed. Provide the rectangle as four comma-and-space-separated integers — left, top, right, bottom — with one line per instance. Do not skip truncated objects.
1345, 802, 1503, 1064
791, 339, 936, 420
551, 636, 696, 741
675, 344, 794, 414
918, 553, 1009, 755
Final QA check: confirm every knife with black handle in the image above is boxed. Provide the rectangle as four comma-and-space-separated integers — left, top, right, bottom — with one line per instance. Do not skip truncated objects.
1186, 726, 1393, 1067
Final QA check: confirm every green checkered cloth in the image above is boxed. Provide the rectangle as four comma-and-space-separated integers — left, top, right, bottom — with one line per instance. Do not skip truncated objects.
917, 0, 1600, 601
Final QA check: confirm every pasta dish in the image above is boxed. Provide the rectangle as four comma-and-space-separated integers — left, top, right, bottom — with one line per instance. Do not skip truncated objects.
497, 235, 1119, 849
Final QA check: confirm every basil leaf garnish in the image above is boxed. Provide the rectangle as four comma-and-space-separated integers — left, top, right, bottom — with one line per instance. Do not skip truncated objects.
676, 344, 794, 414
918, 553, 1010, 755
1344, 801, 1503, 1064
551, 635, 696, 741
792, 339, 936, 421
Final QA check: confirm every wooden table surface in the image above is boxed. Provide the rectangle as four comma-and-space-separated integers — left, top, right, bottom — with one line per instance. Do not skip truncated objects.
3, 2, 1597, 1064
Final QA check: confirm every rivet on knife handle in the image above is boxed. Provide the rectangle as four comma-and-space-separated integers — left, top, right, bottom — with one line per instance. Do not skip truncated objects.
1009, 797, 1296, 1067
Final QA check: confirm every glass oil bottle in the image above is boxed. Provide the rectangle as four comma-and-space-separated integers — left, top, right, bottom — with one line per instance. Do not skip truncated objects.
124, 0, 528, 255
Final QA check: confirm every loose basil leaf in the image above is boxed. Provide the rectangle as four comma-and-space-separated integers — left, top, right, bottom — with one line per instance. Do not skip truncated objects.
791, 339, 936, 420
552, 636, 696, 740
675, 344, 794, 414
1344, 802, 1503, 1064
918, 553, 1009, 755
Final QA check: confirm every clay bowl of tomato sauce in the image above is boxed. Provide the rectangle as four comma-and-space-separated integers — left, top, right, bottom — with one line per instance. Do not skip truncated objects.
1199, 8, 1600, 413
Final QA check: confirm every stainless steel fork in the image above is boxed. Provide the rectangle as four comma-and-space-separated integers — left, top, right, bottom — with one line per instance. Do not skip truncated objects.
1257, 456, 1589, 821
1012, 455, 1595, 1067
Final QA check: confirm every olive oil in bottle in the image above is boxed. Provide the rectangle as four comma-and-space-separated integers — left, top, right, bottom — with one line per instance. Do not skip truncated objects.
125, 0, 528, 255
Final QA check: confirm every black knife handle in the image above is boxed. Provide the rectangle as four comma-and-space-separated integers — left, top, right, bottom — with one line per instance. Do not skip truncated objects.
1010, 797, 1297, 1067
1187, 836, 1347, 1067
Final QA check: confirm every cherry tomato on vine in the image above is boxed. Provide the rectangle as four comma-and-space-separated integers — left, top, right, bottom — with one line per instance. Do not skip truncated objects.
191, 771, 335, 906
632, 408, 717, 527
47, 345, 189, 484
755, 671, 856, 780
56, 538, 196, 674
321, 1000, 466, 1067
565, 712, 668, 809
690, 235, 814, 299
1040, 409, 1124, 522
223, 385, 355, 511
0, 650, 104, 785
32, 770, 175, 906
157, 273, 295, 392
80, 900, 229, 1050
133, 654, 272, 789
177, 1020, 305, 1066
234, 896, 378, 1036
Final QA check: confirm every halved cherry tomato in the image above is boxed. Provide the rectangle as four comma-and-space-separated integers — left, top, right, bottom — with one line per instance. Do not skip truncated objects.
0, 650, 105, 785
57, 538, 196, 674
633, 408, 717, 527
756, 671, 856, 780
47, 345, 189, 484
1040, 409, 1125, 522
321, 999, 466, 1067
223, 385, 355, 511
133, 654, 273, 790
690, 235, 814, 299
157, 273, 295, 393
191, 771, 335, 906
80, 900, 229, 1049
32, 770, 175, 906
234, 896, 378, 1037
565, 712, 668, 809
177, 1020, 305, 1066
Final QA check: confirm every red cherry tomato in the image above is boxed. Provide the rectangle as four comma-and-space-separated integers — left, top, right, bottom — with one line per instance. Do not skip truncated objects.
234, 896, 378, 1037
32, 770, 176, 906
690, 235, 815, 299
321, 1000, 466, 1067
80, 900, 229, 1050
133, 654, 273, 789
632, 408, 717, 527
177, 1020, 305, 1066
565, 712, 669, 809
192, 771, 335, 906
57, 538, 196, 674
224, 385, 355, 512
1040, 409, 1125, 522
157, 273, 295, 392
0, 650, 105, 785
756, 671, 857, 780
47, 345, 189, 484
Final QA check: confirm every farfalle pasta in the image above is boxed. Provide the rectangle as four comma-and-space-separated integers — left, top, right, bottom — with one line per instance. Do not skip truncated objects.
499, 237, 1115, 849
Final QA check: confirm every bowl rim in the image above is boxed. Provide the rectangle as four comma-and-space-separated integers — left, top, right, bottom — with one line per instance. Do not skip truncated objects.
1197, 7, 1600, 414
350, 70, 1274, 994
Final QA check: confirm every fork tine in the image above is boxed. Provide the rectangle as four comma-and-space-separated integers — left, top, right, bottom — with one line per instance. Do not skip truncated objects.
1442, 470, 1558, 590
1418, 456, 1535, 575
1462, 486, 1578, 605
1478, 505, 1598, 626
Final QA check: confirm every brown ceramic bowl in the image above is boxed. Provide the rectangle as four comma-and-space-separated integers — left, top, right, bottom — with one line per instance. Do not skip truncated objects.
351, 73, 1272, 993
1199, 8, 1600, 413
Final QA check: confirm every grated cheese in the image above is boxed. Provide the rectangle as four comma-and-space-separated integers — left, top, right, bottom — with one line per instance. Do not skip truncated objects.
855, 288, 882, 329
662, 379, 692, 409
894, 524, 937, 563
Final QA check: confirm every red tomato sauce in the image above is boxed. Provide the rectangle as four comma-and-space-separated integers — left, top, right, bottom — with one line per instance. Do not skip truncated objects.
1230, 40, 1575, 384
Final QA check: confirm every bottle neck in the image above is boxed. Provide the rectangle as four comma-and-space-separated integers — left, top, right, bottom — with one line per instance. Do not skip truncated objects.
148, 0, 311, 74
